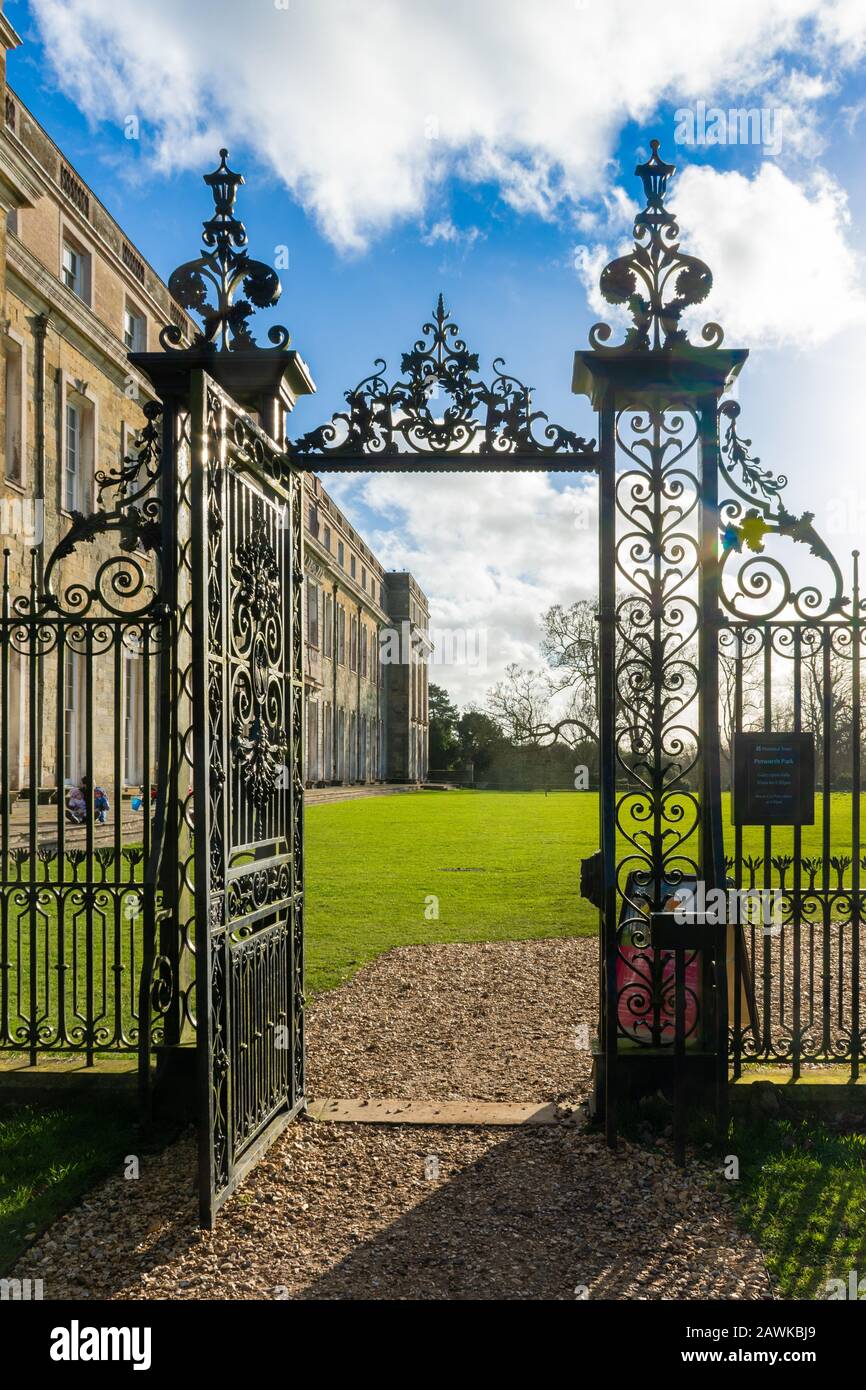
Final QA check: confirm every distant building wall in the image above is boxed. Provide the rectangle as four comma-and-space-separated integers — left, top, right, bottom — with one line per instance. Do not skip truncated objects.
301, 475, 430, 786
383, 571, 429, 784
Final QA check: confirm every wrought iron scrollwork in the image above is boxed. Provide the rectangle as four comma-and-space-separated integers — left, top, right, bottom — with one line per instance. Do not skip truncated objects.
230, 525, 288, 815
95, 399, 163, 507
611, 406, 704, 1046
226, 862, 291, 921
292, 294, 596, 467
32, 401, 166, 620
719, 400, 846, 620
161, 149, 289, 354
193, 377, 302, 1224
717, 405, 861, 1067
589, 140, 723, 354
0, 396, 172, 1061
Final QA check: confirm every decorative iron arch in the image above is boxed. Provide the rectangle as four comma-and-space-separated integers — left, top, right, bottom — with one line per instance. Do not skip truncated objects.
289, 293, 600, 473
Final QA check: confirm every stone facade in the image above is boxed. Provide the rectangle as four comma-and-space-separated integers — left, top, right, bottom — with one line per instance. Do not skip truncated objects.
0, 6, 429, 799
382, 571, 430, 783
0, 8, 192, 800
302, 473, 429, 786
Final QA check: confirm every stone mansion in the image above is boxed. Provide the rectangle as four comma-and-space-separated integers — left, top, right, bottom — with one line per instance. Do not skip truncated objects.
303, 472, 430, 786
0, 6, 429, 801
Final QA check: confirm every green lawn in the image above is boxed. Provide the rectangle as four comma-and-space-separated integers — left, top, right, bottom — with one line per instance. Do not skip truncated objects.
304, 788, 866, 993
4, 788, 863, 1027
732, 1113, 866, 1299
0, 1100, 144, 1274
305, 790, 600, 992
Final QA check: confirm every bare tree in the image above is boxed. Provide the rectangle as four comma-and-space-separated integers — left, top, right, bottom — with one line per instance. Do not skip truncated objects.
718, 634, 762, 765
539, 599, 600, 731
539, 595, 685, 751
487, 665, 552, 745
800, 644, 854, 781
489, 594, 700, 758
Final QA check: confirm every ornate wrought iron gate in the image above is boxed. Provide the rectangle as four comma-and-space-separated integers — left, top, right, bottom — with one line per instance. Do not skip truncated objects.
718, 405, 864, 1076
3, 136, 863, 1220
577, 141, 865, 1150
188, 374, 304, 1225
0, 413, 171, 1067
135, 150, 315, 1226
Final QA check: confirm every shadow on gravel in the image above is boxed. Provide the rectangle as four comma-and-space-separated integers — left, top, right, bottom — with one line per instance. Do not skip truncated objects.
296, 1127, 768, 1301
17, 1123, 771, 1300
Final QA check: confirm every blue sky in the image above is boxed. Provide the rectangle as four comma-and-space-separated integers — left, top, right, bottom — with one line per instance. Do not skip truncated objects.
9, 0, 866, 703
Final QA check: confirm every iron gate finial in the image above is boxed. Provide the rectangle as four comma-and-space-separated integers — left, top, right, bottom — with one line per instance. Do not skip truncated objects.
634, 138, 676, 227
589, 136, 723, 354
161, 148, 290, 354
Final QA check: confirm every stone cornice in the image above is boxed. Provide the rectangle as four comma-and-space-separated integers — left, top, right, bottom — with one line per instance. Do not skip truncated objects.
304, 530, 388, 622
0, 134, 42, 210
0, 13, 23, 51
3, 100, 193, 338
302, 475, 385, 582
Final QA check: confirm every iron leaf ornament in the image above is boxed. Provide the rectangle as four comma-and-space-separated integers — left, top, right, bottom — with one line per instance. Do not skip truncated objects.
95, 399, 164, 507
720, 400, 787, 503
161, 149, 289, 354
589, 139, 723, 354
718, 399, 846, 617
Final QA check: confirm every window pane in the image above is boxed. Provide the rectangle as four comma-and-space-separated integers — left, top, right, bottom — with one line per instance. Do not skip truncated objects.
4, 342, 22, 483
62, 243, 82, 296
307, 581, 319, 646
65, 403, 80, 511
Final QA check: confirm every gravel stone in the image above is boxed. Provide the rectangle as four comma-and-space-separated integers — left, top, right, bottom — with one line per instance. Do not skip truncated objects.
12, 938, 773, 1301
307, 938, 599, 1103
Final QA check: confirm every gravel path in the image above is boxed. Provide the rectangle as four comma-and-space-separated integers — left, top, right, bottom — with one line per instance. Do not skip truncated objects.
17, 1125, 769, 1300
307, 938, 598, 1103
12, 938, 773, 1301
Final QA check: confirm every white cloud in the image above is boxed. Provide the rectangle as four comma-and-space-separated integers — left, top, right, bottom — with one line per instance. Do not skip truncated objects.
420, 219, 483, 250
28, 0, 866, 252
324, 470, 598, 706
675, 163, 866, 347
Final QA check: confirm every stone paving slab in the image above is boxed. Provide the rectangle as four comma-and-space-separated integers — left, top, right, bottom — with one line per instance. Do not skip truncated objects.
306, 1097, 579, 1125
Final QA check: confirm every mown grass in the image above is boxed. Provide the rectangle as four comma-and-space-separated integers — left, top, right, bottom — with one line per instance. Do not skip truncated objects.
0, 1100, 144, 1275
4, 789, 863, 1019
731, 1111, 866, 1299
304, 788, 865, 994
304, 789, 600, 992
